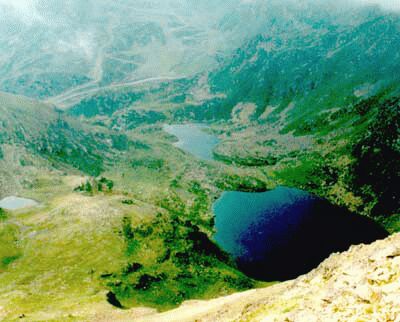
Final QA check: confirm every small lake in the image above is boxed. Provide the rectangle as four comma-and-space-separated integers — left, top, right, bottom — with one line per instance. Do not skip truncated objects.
214, 187, 387, 281
163, 124, 219, 161
0, 196, 38, 210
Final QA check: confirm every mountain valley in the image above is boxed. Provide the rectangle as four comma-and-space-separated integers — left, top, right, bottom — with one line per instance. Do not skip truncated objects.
0, 0, 399, 320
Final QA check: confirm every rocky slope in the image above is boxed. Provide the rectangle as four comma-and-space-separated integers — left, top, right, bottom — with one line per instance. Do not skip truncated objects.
0, 91, 134, 196
3, 230, 391, 321
127, 233, 400, 322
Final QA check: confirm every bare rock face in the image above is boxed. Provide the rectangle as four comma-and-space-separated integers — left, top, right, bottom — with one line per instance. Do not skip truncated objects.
241, 233, 400, 322
133, 233, 400, 322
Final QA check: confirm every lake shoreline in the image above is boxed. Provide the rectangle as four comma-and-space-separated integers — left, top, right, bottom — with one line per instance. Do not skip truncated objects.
163, 123, 220, 161
213, 187, 388, 281
0, 196, 39, 211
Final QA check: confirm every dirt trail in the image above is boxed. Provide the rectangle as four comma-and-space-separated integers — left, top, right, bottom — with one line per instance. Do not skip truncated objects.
46, 76, 185, 109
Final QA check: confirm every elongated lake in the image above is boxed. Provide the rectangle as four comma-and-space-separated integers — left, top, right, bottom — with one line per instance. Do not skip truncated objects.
213, 187, 387, 281
163, 124, 219, 161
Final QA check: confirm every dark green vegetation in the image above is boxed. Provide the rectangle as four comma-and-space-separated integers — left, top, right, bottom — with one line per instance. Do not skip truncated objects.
208, 15, 400, 122
74, 177, 114, 194
0, 218, 21, 272
103, 214, 255, 311
0, 92, 140, 178
350, 97, 400, 217
0, 208, 6, 220
272, 94, 400, 223
69, 91, 145, 118
196, 8, 400, 229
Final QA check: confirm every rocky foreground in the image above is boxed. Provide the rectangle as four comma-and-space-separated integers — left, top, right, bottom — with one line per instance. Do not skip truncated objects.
4, 225, 397, 321
126, 233, 400, 322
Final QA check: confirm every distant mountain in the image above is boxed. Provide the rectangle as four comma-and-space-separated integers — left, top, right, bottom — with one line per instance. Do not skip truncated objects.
187, 5, 400, 221
208, 8, 400, 125
0, 0, 274, 100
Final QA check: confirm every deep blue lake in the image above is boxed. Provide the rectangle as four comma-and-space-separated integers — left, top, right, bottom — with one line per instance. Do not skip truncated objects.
214, 187, 387, 281
163, 124, 219, 161
163, 124, 387, 281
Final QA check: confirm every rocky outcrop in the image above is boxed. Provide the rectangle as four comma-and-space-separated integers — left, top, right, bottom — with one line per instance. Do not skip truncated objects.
132, 233, 400, 321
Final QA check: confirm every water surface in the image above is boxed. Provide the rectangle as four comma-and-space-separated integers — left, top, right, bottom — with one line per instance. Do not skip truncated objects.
163, 124, 219, 161
214, 187, 387, 280
0, 196, 38, 210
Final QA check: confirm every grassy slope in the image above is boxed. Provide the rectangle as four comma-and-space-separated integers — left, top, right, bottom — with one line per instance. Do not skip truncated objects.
0, 91, 132, 197
2, 60, 398, 321
100, 126, 273, 311
2, 86, 396, 318
0, 172, 167, 321
0, 114, 276, 320
1, 93, 396, 319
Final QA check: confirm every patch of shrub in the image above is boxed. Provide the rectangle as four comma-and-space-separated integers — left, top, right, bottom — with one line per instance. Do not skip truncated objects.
121, 199, 135, 205
74, 180, 93, 193
102, 213, 254, 310
131, 158, 165, 170
98, 177, 114, 192
74, 177, 114, 194
0, 208, 6, 220
215, 174, 267, 192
